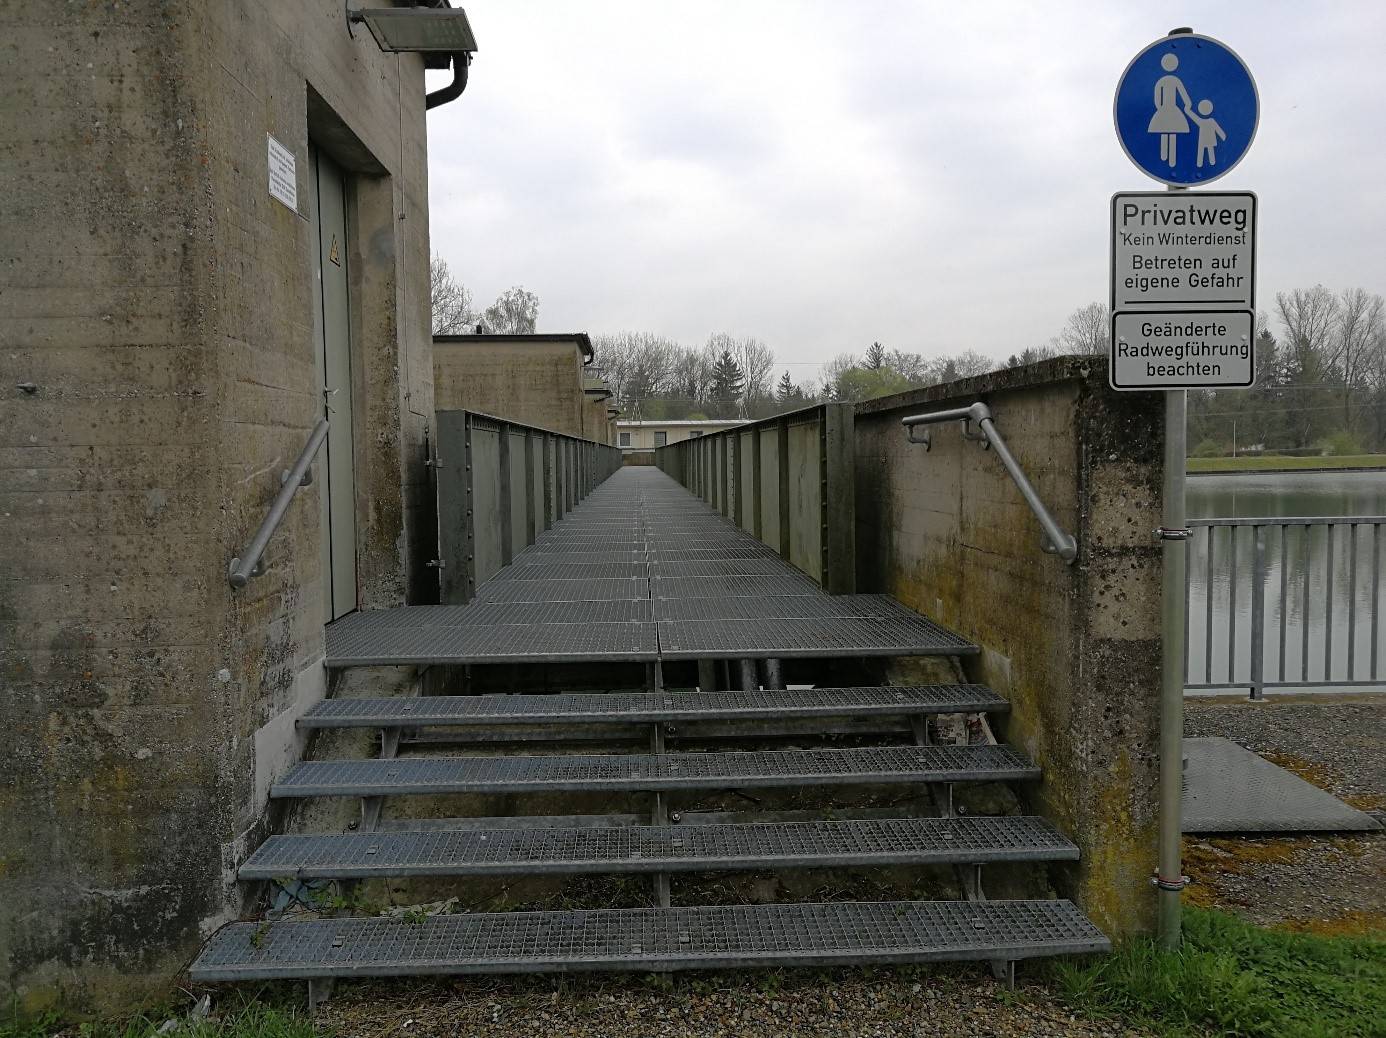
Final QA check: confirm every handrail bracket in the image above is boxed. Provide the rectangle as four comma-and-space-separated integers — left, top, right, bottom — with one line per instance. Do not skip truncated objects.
901, 402, 1078, 565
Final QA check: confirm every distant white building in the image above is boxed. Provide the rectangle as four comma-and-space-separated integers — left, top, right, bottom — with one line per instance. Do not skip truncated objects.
616, 418, 749, 451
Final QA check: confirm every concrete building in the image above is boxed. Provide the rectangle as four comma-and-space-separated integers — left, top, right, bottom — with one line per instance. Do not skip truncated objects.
583, 378, 619, 445
434, 333, 614, 442
1, 0, 469, 1010
616, 418, 748, 451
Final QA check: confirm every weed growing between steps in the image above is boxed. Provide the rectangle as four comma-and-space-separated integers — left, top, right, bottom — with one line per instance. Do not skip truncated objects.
1050, 907, 1386, 1037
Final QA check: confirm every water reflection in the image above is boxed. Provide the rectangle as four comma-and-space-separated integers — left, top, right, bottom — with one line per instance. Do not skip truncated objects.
1186, 470, 1386, 692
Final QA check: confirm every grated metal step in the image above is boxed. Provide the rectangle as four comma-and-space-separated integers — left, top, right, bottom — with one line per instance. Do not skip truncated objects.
649, 559, 790, 577
190, 900, 1110, 981
239, 815, 1077, 880
657, 614, 978, 659
654, 594, 937, 622
271, 744, 1038, 798
470, 578, 647, 604
298, 685, 1008, 730
325, 621, 658, 666
503, 562, 649, 581
651, 574, 823, 598
327, 600, 653, 629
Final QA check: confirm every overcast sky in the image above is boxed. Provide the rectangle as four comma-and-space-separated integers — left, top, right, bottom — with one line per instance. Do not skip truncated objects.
426, 1, 1386, 376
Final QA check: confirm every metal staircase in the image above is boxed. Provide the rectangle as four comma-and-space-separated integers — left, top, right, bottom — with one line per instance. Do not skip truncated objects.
191, 469, 1109, 999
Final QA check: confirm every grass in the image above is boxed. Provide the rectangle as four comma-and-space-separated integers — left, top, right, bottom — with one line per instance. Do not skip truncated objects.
9, 909, 1383, 1038
1187, 454, 1386, 472
1050, 907, 1386, 1037
1, 994, 323, 1038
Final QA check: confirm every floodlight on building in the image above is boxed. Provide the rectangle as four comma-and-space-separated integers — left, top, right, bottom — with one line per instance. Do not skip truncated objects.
350, 7, 477, 53
348, 4, 477, 110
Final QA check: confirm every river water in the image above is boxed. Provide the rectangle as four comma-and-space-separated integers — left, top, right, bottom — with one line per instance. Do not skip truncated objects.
1186, 470, 1386, 692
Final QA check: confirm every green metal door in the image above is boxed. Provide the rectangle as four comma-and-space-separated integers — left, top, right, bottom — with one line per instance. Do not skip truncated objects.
310, 146, 358, 619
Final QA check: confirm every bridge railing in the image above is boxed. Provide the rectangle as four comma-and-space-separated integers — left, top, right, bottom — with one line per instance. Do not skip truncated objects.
653, 402, 856, 593
1185, 516, 1386, 698
433, 409, 622, 603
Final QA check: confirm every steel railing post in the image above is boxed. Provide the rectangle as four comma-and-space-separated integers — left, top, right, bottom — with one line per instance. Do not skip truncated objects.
1249, 525, 1266, 701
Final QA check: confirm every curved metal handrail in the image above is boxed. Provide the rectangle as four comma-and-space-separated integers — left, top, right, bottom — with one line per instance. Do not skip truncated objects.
229, 419, 330, 588
901, 401, 1078, 564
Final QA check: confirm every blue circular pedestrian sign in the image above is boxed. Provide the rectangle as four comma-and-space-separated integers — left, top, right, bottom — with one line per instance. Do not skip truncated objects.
1114, 33, 1258, 186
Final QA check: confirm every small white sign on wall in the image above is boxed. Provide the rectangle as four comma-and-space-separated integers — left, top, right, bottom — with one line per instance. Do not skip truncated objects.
267, 134, 297, 211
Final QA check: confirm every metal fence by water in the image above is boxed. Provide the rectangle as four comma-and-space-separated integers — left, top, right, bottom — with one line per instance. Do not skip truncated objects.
1185, 516, 1386, 697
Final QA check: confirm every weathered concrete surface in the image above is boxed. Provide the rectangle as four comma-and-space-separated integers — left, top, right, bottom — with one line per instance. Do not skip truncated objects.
0, 0, 432, 1011
853, 356, 1165, 938
433, 335, 593, 439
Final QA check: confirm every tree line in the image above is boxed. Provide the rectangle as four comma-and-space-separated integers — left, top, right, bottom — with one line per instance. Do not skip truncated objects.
1188, 287, 1386, 456
432, 258, 1386, 451
592, 303, 1112, 420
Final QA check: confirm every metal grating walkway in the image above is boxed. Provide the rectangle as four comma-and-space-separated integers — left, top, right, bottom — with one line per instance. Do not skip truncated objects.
298, 685, 1008, 729
240, 816, 1077, 880
271, 744, 1039, 798
325, 467, 976, 666
191, 900, 1110, 981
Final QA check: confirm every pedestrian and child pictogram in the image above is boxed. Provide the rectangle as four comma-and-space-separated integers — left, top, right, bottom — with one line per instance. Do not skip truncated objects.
1115, 33, 1258, 186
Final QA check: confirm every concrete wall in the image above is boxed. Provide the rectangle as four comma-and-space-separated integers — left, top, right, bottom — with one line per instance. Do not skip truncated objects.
582, 394, 614, 444
0, 0, 432, 1010
433, 337, 589, 438
852, 357, 1165, 938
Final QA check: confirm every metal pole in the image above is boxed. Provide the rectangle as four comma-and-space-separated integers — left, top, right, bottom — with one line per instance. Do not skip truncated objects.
1158, 374, 1189, 947
1157, 150, 1191, 949
1250, 525, 1266, 700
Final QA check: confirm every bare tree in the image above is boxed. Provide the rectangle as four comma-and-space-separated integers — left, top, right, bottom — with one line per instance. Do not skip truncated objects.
1059, 302, 1110, 355
430, 255, 474, 334
819, 352, 861, 400
593, 332, 680, 417
885, 349, 931, 383
1275, 286, 1342, 447
1276, 285, 1341, 369
1005, 338, 1060, 368
706, 334, 774, 414
1336, 288, 1386, 427
670, 348, 714, 415
482, 286, 540, 335
1363, 311, 1386, 450
945, 350, 996, 378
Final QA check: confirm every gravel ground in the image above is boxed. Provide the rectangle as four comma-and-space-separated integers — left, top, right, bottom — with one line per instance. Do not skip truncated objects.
1183, 692, 1386, 934
318, 970, 1152, 1038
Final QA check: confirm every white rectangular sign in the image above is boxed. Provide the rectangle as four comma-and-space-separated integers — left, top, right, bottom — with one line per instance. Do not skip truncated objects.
1111, 191, 1256, 312
267, 134, 297, 211
1111, 310, 1254, 390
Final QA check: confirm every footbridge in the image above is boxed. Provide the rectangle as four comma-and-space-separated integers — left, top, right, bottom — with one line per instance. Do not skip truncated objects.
194, 360, 1166, 1003
193, 468, 1107, 994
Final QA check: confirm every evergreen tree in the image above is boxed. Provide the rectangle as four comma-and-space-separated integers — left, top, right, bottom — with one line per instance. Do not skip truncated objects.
864, 341, 887, 370
708, 350, 745, 417
776, 371, 795, 401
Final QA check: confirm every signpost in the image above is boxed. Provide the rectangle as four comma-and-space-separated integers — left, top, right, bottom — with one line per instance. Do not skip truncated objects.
1110, 28, 1260, 951
1114, 33, 1259, 188
1110, 190, 1257, 389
